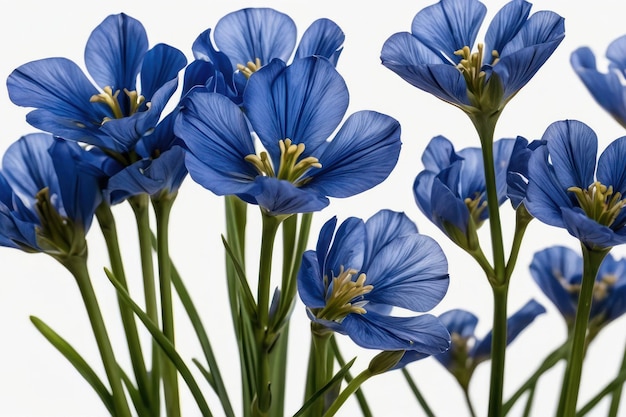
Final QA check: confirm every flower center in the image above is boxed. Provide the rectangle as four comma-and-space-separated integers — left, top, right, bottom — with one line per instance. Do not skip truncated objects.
236, 58, 262, 79
454, 44, 500, 99
568, 181, 626, 227
90, 86, 146, 123
555, 269, 617, 302
317, 266, 374, 322
464, 192, 487, 225
245, 138, 322, 186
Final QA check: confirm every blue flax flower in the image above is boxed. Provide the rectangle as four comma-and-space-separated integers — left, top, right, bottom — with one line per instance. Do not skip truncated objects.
175, 56, 401, 216
297, 210, 450, 354
572, 35, 626, 129
530, 246, 626, 334
380, 0, 564, 114
435, 300, 545, 387
506, 136, 545, 209
414, 135, 515, 249
525, 120, 626, 249
7, 13, 186, 154
183, 7, 344, 104
0, 134, 103, 257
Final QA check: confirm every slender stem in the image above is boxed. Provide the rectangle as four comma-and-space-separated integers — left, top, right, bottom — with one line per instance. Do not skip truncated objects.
505, 205, 533, 280
521, 384, 536, 417
401, 368, 435, 417
577, 367, 626, 416
96, 203, 152, 410
253, 212, 282, 416
463, 387, 478, 417
310, 330, 332, 416
62, 256, 132, 417
608, 338, 626, 417
489, 282, 509, 417
323, 369, 373, 417
129, 195, 160, 408
332, 337, 373, 417
153, 195, 180, 417
558, 245, 609, 417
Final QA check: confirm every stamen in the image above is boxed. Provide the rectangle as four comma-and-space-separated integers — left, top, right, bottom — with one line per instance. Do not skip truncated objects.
568, 181, 626, 227
454, 43, 499, 98
245, 139, 321, 186
593, 274, 618, 301
90, 86, 146, 122
464, 192, 487, 225
237, 58, 262, 79
317, 266, 374, 322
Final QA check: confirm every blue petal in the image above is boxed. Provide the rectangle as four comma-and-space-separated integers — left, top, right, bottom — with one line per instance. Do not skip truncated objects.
325, 217, 365, 278
85, 13, 148, 93
529, 246, 580, 321
363, 210, 418, 269
308, 111, 401, 198
298, 251, 327, 309
607, 35, 626, 75
7, 58, 105, 123
471, 300, 545, 361
432, 165, 470, 232
410, 0, 486, 63
544, 120, 597, 191
597, 136, 626, 195
364, 234, 448, 312
484, 0, 531, 61
315, 216, 338, 278
605, 278, 626, 323
439, 309, 479, 338
244, 57, 349, 159
192, 28, 235, 74
561, 207, 626, 248
413, 171, 435, 221
341, 312, 450, 354
295, 18, 345, 66
214, 8, 296, 68
251, 177, 329, 215
421, 136, 461, 172
457, 147, 485, 200
175, 90, 258, 196
381, 33, 470, 106
140, 44, 187, 101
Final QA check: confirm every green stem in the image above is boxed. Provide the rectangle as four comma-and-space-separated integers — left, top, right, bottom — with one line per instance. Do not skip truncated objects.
95, 203, 152, 411
62, 256, 132, 417
401, 368, 435, 417
522, 384, 536, 417
577, 367, 626, 416
489, 282, 509, 417
558, 245, 609, 417
332, 337, 373, 417
153, 195, 180, 417
463, 387, 478, 417
608, 338, 626, 417
129, 195, 160, 409
253, 212, 283, 416
310, 330, 332, 416
505, 205, 533, 280
503, 341, 568, 414
323, 369, 373, 417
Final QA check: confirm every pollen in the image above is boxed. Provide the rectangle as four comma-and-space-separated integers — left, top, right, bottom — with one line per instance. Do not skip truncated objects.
317, 266, 374, 322
90, 86, 146, 122
464, 192, 487, 225
568, 181, 626, 227
454, 43, 499, 98
237, 58, 262, 79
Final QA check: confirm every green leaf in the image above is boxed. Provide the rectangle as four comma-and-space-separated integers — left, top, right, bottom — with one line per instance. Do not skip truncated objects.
222, 235, 257, 319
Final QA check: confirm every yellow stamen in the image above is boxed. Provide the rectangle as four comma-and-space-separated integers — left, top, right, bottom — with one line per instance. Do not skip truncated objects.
464, 192, 487, 225
568, 181, 626, 227
237, 58, 262, 79
454, 43, 499, 98
245, 139, 321, 186
317, 266, 374, 322
90, 86, 146, 123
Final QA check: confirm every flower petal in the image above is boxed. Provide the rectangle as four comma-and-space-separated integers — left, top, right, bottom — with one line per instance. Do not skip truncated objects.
363, 210, 418, 269
140, 44, 187, 101
295, 18, 345, 66
421, 136, 462, 172
297, 250, 327, 309
251, 177, 329, 215
597, 136, 626, 195
325, 217, 365, 277
484, 0, 531, 60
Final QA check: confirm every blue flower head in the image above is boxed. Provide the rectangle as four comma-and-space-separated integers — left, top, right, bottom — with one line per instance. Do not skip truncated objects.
175, 56, 401, 216
525, 120, 626, 250
183, 8, 344, 104
572, 35, 626, 129
297, 210, 450, 355
381, 0, 564, 115
414, 135, 515, 250
7, 13, 187, 155
530, 246, 626, 334
0, 134, 104, 258
435, 300, 545, 387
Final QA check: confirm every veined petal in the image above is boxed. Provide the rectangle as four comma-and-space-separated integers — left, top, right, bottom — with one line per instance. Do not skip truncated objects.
530, 246, 580, 321
484, 0, 531, 60
244, 57, 349, 157
606, 278, 626, 323
457, 147, 485, 200
214, 8, 296, 69
493, 138, 517, 203
295, 18, 345, 66
140, 44, 187, 101
597, 136, 626, 195
414, 171, 435, 221
308, 111, 401, 198
363, 210, 418, 269
342, 312, 450, 354
251, 176, 329, 215
431, 166, 469, 232
500, 11, 565, 57
439, 309, 479, 339
85, 13, 148, 93
297, 251, 327, 309
325, 217, 365, 278
364, 234, 448, 312
7, 58, 104, 122
421, 136, 462, 172
410, 0, 486, 63
315, 216, 338, 279
561, 207, 626, 248
544, 120, 597, 190
175, 90, 258, 195
607, 35, 626, 75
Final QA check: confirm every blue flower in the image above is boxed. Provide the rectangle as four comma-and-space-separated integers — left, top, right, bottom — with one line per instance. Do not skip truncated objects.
297, 210, 450, 354
183, 8, 344, 103
0, 134, 103, 256
175, 56, 401, 216
525, 120, 626, 249
435, 300, 545, 385
572, 35, 626, 129
506, 136, 545, 209
414, 135, 515, 248
380, 0, 564, 114
530, 246, 626, 333
7, 13, 187, 154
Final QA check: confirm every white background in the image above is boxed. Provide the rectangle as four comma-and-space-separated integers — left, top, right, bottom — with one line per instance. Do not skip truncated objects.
1, 1, 626, 416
